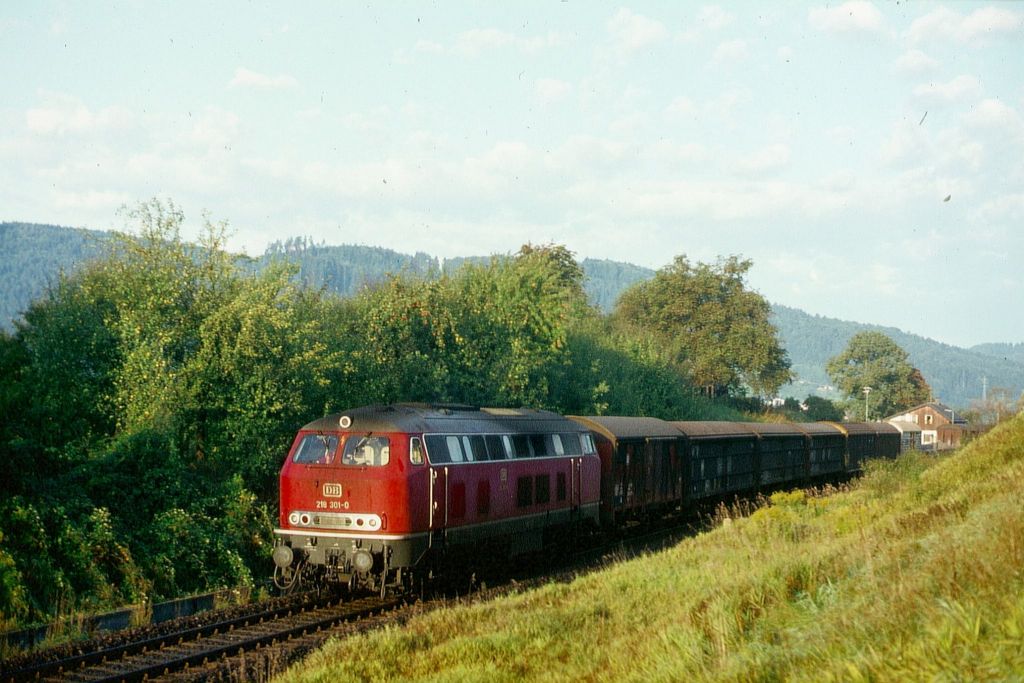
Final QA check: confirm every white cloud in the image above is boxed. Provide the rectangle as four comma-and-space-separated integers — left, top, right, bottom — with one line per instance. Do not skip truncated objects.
26, 92, 133, 136
908, 6, 1024, 45
698, 6, 735, 31
609, 111, 651, 136
878, 120, 928, 167
665, 96, 697, 117
608, 8, 668, 53
536, 78, 571, 104
809, 1, 886, 34
712, 39, 748, 65
705, 89, 750, 122
826, 125, 856, 145
971, 193, 1024, 224
893, 49, 938, 75
561, 176, 857, 225
913, 75, 981, 103
54, 189, 133, 212
520, 32, 574, 54
414, 39, 445, 54
869, 262, 901, 295
228, 67, 298, 89
647, 140, 709, 164
450, 29, 570, 57
964, 98, 1024, 143
548, 135, 628, 174
679, 6, 736, 42
471, 141, 537, 178
184, 107, 240, 150
340, 107, 391, 134
735, 143, 791, 175
453, 28, 517, 56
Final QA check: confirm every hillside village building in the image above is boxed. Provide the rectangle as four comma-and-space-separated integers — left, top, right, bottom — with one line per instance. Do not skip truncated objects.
885, 402, 974, 451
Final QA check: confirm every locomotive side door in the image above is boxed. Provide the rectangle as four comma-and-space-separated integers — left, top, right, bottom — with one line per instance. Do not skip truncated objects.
429, 464, 448, 546
571, 456, 582, 514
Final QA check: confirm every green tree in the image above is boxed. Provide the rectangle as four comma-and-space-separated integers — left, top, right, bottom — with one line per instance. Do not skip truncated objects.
826, 331, 931, 419
803, 395, 843, 421
613, 255, 792, 397
0, 199, 350, 619
339, 244, 585, 409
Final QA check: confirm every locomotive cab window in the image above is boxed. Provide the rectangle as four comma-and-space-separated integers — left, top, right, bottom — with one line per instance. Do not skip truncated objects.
293, 434, 340, 464
341, 435, 390, 466
409, 437, 425, 465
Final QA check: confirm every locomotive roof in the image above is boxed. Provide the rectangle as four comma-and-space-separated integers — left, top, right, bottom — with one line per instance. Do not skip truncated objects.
300, 403, 589, 435
568, 415, 683, 441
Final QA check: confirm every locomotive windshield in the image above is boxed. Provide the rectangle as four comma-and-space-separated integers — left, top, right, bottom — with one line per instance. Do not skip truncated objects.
292, 434, 340, 464
291, 433, 391, 466
341, 435, 390, 466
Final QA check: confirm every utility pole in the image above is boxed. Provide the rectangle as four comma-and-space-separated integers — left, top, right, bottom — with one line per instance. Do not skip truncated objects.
863, 386, 872, 421
982, 375, 988, 401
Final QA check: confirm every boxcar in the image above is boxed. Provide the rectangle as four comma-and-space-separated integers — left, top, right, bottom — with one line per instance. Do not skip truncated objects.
825, 422, 876, 474
874, 422, 902, 459
568, 416, 687, 525
672, 422, 759, 499
792, 422, 846, 480
744, 423, 809, 488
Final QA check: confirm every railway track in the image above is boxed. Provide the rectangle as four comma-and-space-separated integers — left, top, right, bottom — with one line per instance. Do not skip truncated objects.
2, 592, 407, 682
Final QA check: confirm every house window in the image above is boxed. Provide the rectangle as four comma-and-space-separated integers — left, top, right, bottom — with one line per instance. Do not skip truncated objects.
925, 414, 933, 425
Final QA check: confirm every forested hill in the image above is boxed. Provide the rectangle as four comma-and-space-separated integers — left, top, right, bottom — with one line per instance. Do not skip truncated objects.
971, 342, 1024, 365
0, 225, 654, 324
0, 222, 112, 331
771, 305, 1024, 408
2, 222, 1021, 408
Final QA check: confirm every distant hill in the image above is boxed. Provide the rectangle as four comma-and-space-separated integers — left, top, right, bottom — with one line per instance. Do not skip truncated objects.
257, 237, 440, 293
0, 222, 112, 329
971, 343, 1024, 365
2, 222, 1021, 409
580, 258, 655, 312
771, 305, 1024, 408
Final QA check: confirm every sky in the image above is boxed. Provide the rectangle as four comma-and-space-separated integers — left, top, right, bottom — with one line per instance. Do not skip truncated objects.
2, 2, 1023, 348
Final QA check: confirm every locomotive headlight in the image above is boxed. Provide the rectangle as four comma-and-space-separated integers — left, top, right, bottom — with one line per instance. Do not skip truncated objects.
299, 513, 312, 526
288, 511, 300, 525
273, 545, 294, 568
352, 549, 374, 574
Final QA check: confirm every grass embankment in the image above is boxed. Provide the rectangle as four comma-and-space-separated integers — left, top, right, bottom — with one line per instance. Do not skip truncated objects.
278, 417, 1024, 682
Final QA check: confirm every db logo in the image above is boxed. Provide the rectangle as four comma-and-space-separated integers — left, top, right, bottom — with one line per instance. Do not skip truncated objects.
323, 483, 343, 497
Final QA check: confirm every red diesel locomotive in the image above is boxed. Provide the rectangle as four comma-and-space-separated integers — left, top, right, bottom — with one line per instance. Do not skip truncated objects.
273, 404, 602, 595
273, 403, 900, 595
